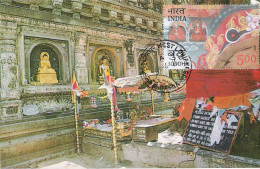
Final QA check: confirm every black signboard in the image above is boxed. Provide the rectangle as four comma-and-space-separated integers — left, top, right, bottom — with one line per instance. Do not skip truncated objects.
183, 109, 242, 154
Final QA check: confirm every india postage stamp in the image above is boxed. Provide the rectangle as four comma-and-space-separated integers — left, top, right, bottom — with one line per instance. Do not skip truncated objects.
139, 40, 192, 93
163, 5, 259, 69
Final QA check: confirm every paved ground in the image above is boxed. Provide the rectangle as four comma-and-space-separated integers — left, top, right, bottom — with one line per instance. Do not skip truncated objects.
36, 152, 156, 168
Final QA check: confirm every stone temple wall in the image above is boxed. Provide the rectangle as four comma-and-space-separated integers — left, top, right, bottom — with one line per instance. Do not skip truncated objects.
0, 0, 163, 121
0, 0, 164, 167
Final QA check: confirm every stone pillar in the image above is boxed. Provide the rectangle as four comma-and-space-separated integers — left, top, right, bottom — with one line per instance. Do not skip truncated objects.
0, 20, 22, 120
74, 32, 88, 88
124, 40, 137, 76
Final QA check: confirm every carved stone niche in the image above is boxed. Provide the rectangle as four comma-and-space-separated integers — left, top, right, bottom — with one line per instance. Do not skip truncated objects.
25, 37, 70, 85
0, 100, 22, 120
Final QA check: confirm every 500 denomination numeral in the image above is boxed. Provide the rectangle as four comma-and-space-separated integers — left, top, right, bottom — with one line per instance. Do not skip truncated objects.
237, 54, 257, 65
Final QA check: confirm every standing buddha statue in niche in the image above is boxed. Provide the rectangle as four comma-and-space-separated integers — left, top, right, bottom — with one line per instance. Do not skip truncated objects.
36, 52, 58, 84
99, 57, 114, 85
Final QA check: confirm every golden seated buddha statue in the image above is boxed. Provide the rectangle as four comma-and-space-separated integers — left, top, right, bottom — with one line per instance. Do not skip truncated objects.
36, 52, 58, 84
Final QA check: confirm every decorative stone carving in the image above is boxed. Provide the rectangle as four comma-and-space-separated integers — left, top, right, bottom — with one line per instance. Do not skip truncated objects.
127, 68, 137, 77
72, 0, 82, 18
72, 0, 82, 12
148, 0, 154, 10
52, 0, 63, 9
154, 22, 161, 34
92, 6, 101, 21
109, 11, 117, 20
124, 39, 135, 67
25, 39, 31, 45
0, 53, 20, 99
109, 10, 117, 25
123, 14, 130, 26
75, 53, 86, 67
153, 0, 162, 12
76, 68, 88, 85
147, 20, 153, 29
0, 100, 22, 120
30, 4, 39, 11
135, 17, 142, 26
127, 0, 137, 5
52, 0, 63, 15
75, 32, 87, 68
23, 96, 72, 113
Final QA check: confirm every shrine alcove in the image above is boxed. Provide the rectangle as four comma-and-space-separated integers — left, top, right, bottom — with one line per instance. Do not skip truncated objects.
138, 54, 155, 75
29, 44, 60, 83
91, 47, 120, 84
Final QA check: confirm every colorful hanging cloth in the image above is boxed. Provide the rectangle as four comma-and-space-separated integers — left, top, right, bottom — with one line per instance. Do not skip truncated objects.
178, 98, 197, 122
186, 69, 260, 98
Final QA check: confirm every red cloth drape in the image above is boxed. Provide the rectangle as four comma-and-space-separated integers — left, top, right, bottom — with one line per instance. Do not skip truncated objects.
178, 98, 197, 122
213, 93, 251, 109
186, 69, 260, 98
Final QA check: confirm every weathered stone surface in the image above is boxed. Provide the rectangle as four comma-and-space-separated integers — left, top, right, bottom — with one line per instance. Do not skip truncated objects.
83, 137, 125, 162
72, 1, 82, 12
122, 143, 260, 168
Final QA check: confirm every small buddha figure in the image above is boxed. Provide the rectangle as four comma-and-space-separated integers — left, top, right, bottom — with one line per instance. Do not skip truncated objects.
142, 61, 151, 74
36, 52, 58, 84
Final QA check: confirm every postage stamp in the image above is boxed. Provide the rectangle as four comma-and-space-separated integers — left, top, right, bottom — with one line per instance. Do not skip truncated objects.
139, 40, 192, 93
163, 5, 259, 69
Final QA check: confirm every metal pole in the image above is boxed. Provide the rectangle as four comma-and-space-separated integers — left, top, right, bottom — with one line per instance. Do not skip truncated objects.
151, 90, 154, 115
109, 78, 118, 165
74, 94, 80, 154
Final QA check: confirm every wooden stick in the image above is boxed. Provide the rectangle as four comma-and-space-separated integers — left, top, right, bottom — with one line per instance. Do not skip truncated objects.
74, 94, 80, 154
109, 78, 118, 165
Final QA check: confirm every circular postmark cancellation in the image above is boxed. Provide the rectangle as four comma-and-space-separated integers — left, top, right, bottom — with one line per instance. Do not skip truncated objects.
139, 40, 192, 93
